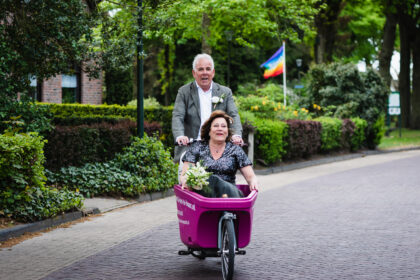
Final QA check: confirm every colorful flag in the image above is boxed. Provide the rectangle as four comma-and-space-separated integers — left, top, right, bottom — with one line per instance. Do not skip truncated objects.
260, 46, 285, 79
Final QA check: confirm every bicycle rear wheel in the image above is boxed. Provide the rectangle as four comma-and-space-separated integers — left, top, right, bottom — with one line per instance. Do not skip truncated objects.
221, 219, 235, 280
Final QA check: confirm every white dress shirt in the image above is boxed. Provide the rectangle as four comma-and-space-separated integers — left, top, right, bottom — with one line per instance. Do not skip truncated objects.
197, 81, 213, 139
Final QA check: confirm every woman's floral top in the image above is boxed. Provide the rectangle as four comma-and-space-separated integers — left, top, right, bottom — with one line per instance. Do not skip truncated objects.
182, 141, 252, 184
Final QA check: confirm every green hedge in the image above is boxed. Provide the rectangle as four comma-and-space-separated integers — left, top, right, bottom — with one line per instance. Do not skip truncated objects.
0, 133, 82, 222
350, 117, 368, 151
44, 120, 162, 171
315, 117, 343, 152
253, 117, 288, 165
37, 103, 174, 149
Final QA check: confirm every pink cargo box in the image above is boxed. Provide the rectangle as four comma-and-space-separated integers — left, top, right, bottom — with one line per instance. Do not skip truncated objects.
174, 184, 258, 249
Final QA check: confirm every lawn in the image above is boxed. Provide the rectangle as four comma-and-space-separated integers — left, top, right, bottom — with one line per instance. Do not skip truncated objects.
378, 128, 420, 149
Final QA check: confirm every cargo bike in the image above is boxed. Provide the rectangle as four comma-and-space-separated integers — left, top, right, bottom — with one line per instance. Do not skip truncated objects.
174, 183, 258, 280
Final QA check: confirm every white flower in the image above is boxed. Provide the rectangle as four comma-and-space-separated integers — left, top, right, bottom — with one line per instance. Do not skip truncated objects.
185, 161, 211, 191
211, 93, 226, 109
211, 96, 222, 104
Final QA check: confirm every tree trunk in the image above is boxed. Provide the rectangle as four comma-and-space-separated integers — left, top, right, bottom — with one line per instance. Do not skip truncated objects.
410, 29, 420, 128
313, 0, 344, 64
201, 12, 212, 55
378, 11, 397, 88
399, 19, 411, 128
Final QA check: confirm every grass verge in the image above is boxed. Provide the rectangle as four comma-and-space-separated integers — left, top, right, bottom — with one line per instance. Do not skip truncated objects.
378, 128, 420, 149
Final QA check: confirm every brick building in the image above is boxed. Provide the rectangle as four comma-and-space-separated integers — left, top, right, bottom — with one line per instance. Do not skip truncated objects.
28, 0, 103, 105
30, 67, 103, 105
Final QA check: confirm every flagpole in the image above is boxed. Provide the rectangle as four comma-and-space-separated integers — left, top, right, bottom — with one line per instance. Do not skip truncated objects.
283, 41, 287, 106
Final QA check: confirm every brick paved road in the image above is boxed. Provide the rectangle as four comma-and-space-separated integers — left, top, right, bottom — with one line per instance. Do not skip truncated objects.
2, 150, 420, 280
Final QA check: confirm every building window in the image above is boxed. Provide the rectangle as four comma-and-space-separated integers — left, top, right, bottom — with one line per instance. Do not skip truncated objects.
62, 67, 81, 103
29, 75, 42, 102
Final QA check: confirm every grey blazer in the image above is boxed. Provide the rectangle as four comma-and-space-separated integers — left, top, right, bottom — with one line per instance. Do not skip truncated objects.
172, 82, 242, 162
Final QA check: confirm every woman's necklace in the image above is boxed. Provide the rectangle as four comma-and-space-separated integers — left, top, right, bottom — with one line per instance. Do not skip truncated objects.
210, 143, 225, 154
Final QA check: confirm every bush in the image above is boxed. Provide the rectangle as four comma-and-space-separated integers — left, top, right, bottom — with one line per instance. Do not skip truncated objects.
48, 135, 178, 197
46, 163, 144, 198
367, 114, 386, 149
285, 120, 322, 159
315, 117, 342, 152
341, 119, 356, 151
37, 103, 174, 149
44, 120, 162, 171
350, 117, 367, 150
0, 133, 82, 222
1, 98, 53, 137
301, 63, 389, 149
113, 136, 178, 192
252, 118, 288, 165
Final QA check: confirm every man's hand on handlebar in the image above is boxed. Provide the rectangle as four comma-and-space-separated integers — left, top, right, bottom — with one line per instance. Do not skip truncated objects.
177, 136, 190, 146
231, 135, 244, 146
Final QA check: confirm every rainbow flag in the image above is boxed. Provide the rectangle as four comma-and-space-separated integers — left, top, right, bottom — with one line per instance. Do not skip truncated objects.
260, 46, 285, 79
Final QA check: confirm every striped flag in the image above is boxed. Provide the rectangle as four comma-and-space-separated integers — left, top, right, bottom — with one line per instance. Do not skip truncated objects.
260, 46, 285, 79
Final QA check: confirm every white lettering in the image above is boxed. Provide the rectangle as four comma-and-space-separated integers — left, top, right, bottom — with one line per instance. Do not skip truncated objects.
176, 197, 196, 211
178, 219, 190, 225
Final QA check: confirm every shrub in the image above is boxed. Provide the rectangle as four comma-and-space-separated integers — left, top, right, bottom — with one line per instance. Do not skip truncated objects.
47, 135, 177, 197
37, 103, 174, 149
301, 63, 389, 149
315, 117, 343, 152
1, 98, 53, 137
350, 117, 367, 150
113, 136, 178, 192
367, 114, 386, 149
252, 118, 288, 165
44, 120, 162, 171
285, 120, 322, 159
0, 133, 82, 222
237, 95, 310, 120
46, 163, 145, 198
341, 119, 356, 151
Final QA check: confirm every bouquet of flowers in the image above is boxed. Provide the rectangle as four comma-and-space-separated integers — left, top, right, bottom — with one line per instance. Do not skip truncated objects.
185, 161, 211, 192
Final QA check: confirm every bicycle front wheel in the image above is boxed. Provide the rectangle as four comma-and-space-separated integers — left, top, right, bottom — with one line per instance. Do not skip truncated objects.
221, 219, 235, 280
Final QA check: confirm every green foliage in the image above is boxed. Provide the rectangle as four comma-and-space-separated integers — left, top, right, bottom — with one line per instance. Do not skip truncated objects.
0, 133, 82, 222
113, 136, 178, 192
46, 163, 144, 198
127, 97, 161, 107
44, 120, 163, 171
0, 0, 99, 100
252, 118, 288, 165
368, 114, 386, 149
1, 98, 54, 137
48, 135, 177, 196
104, 67, 134, 105
237, 83, 311, 120
350, 117, 368, 150
301, 62, 389, 149
38, 102, 174, 149
315, 117, 343, 152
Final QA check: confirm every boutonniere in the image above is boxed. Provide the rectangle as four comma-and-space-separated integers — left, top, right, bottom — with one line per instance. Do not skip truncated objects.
211, 93, 226, 109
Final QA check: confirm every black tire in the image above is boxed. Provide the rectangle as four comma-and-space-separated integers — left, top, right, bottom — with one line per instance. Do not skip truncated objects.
221, 219, 235, 280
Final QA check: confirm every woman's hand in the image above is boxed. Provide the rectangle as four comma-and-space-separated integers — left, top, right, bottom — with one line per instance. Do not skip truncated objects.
248, 178, 258, 191
240, 165, 259, 192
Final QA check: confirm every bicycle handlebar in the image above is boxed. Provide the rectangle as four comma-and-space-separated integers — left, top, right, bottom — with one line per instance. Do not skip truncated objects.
175, 139, 248, 147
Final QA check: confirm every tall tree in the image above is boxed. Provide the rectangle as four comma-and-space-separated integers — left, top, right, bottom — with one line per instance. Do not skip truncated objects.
378, 1, 397, 88
396, 0, 420, 128
313, 0, 345, 63
0, 0, 99, 98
